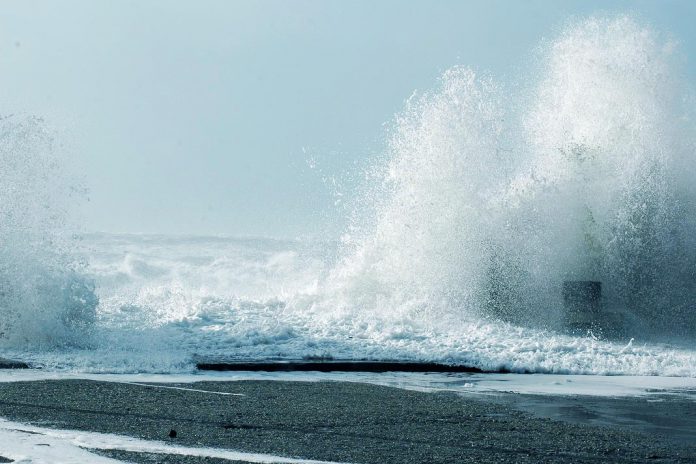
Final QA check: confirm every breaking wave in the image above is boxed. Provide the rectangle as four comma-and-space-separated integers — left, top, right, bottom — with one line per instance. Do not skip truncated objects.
0, 116, 97, 349
323, 15, 696, 337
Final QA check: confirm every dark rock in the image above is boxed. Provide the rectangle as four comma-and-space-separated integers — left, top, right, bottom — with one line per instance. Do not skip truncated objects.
563, 280, 602, 312
0, 357, 28, 369
194, 358, 491, 373
168, 429, 177, 438
563, 280, 602, 332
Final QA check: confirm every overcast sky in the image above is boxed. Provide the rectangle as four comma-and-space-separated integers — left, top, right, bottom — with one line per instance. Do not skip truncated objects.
1, 0, 695, 237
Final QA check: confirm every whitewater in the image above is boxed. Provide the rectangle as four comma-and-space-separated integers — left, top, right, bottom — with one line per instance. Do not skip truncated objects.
2, 15, 696, 376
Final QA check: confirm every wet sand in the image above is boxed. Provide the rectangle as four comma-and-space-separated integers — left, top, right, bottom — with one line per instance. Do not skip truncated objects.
0, 379, 693, 463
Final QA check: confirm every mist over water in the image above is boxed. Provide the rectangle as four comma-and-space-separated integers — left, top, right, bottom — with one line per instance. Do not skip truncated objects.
2, 15, 696, 375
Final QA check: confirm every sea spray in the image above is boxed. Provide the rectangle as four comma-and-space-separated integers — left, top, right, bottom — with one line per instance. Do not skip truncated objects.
0, 116, 97, 348
514, 15, 696, 335
322, 68, 503, 323
318, 15, 696, 337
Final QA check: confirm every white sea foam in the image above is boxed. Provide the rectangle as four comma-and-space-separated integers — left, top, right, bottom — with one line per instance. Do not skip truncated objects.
0, 231, 688, 376
2, 15, 696, 376
0, 417, 350, 464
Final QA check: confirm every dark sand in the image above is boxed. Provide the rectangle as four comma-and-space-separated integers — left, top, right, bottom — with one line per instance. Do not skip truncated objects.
0, 379, 694, 463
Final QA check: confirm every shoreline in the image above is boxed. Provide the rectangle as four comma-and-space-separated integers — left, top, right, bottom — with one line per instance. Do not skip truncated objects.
0, 378, 693, 463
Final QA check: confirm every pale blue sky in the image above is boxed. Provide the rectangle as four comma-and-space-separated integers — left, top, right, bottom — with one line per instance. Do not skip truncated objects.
1, 0, 695, 237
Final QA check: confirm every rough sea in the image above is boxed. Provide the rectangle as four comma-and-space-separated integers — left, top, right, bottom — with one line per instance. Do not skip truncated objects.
2, 15, 696, 376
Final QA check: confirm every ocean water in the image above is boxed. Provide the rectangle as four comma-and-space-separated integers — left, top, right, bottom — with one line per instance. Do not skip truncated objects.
2, 15, 696, 375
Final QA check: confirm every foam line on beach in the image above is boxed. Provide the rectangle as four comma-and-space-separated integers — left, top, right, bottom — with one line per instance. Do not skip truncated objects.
0, 418, 353, 464
0, 370, 695, 397
112, 381, 246, 396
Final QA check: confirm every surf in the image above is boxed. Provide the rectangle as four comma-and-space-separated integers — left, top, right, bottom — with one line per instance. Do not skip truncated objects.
3, 15, 696, 376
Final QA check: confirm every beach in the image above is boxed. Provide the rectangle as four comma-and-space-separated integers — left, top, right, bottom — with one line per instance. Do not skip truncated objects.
0, 376, 694, 463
